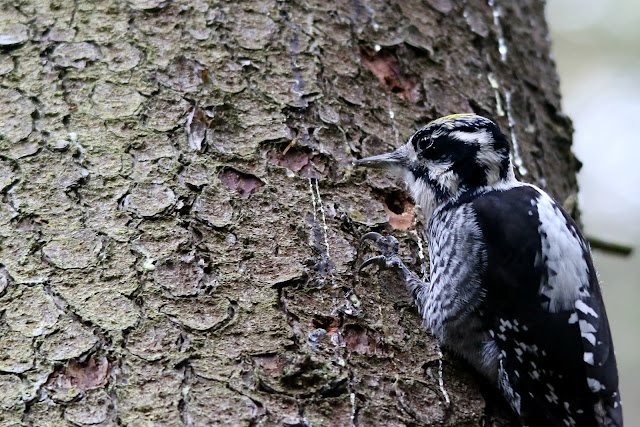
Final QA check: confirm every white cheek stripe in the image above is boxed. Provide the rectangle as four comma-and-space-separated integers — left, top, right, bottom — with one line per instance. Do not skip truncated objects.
449, 129, 491, 145
476, 148, 503, 184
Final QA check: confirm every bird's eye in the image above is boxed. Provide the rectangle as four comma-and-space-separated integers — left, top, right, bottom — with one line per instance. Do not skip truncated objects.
415, 135, 434, 153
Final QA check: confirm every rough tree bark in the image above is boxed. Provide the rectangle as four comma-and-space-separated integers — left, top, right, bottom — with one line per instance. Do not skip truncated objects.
0, 0, 577, 425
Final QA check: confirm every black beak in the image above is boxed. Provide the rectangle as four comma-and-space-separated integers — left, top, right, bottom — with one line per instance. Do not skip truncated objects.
354, 146, 408, 170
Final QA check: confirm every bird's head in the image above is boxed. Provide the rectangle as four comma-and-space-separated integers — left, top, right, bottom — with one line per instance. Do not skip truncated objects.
356, 114, 515, 218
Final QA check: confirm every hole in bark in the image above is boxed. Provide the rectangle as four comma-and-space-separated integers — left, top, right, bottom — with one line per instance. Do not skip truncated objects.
379, 189, 415, 230
47, 356, 109, 392
359, 44, 419, 102
384, 190, 411, 215
267, 144, 329, 179
312, 314, 340, 334
219, 168, 264, 198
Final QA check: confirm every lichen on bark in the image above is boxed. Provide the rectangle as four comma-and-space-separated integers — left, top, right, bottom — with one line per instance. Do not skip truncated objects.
0, 0, 575, 425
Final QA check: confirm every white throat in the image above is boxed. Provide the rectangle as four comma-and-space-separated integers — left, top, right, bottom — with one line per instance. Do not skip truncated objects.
405, 173, 441, 221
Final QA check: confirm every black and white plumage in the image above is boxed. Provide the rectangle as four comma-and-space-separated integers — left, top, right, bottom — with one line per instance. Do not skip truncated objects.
356, 114, 622, 426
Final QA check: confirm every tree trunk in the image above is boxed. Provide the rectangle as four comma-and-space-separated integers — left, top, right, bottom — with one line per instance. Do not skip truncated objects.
0, 0, 576, 425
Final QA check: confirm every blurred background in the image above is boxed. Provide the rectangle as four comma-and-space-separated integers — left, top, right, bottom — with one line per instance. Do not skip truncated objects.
547, 0, 640, 421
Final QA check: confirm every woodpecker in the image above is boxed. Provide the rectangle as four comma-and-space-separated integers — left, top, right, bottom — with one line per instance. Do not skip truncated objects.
356, 114, 622, 426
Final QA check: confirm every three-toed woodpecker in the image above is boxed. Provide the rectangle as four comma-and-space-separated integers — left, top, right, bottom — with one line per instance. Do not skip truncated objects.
356, 114, 622, 427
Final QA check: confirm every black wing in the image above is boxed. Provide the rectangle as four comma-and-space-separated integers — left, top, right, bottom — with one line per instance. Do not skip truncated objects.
470, 185, 621, 427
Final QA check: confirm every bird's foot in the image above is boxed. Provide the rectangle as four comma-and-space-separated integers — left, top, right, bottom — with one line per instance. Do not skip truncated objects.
359, 232, 404, 273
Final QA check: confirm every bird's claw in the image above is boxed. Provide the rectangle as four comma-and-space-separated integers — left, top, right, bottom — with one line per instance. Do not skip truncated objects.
358, 255, 388, 273
360, 232, 399, 255
359, 232, 401, 273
